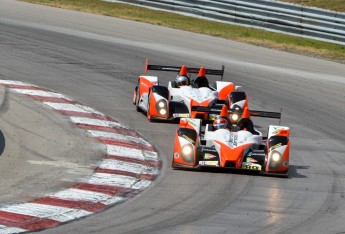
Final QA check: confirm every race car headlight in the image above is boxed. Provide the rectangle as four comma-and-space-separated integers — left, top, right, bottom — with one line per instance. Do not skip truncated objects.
269, 151, 283, 169
156, 100, 168, 116
158, 101, 166, 108
231, 113, 239, 122
271, 152, 281, 162
159, 109, 167, 115
180, 144, 194, 163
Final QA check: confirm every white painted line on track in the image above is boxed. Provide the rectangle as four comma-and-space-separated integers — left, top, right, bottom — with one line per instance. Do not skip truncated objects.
11, 89, 71, 99
98, 159, 158, 175
69, 117, 125, 128
0, 226, 26, 234
43, 102, 92, 113
0, 203, 92, 222
52, 188, 122, 205
87, 173, 150, 189
106, 145, 159, 161
87, 130, 150, 145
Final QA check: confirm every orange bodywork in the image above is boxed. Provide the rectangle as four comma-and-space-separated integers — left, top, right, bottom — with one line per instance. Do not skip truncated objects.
274, 129, 290, 137
179, 118, 197, 130
215, 140, 252, 168
132, 87, 137, 105
190, 98, 212, 119
241, 107, 250, 119
173, 129, 198, 167
218, 83, 235, 100
138, 76, 156, 99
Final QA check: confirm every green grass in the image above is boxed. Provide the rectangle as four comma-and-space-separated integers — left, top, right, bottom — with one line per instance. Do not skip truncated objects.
22, 0, 345, 63
280, 0, 345, 12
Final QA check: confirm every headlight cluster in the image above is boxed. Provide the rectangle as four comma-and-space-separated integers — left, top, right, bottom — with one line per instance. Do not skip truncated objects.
269, 151, 282, 169
156, 100, 168, 116
271, 152, 281, 162
180, 144, 194, 163
231, 113, 239, 122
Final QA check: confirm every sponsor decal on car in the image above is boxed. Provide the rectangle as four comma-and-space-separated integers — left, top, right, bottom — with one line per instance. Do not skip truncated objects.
204, 153, 217, 160
173, 113, 190, 118
199, 161, 219, 166
270, 143, 282, 150
174, 153, 180, 159
283, 161, 289, 167
246, 157, 258, 163
199, 147, 217, 154
242, 162, 262, 170
182, 134, 195, 144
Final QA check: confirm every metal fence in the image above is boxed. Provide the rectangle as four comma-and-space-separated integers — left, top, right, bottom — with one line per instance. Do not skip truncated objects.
105, 0, 345, 45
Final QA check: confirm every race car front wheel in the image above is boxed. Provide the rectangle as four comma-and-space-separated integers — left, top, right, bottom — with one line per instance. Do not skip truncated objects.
146, 90, 153, 121
135, 87, 141, 112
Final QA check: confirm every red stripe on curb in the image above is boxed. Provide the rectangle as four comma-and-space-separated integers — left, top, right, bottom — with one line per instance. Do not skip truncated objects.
77, 124, 140, 137
0, 211, 60, 231
27, 95, 77, 104
33, 197, 106, 212
0, 80, 162, 233
98, 137, 155, 152
73, 183, 139, 197
3, 84, 48, 91
95, 168, 156, 181
57, 110, 115, 121
106, 155, 162, 169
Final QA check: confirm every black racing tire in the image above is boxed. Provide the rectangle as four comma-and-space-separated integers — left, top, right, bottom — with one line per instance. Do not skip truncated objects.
146, 90, 153, 122
135, 86, 141, 112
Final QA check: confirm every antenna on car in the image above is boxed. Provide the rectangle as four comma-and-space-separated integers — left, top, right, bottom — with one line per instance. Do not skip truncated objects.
279, 108, 282, 125
221, 65, 225, 81
144, 58, 149, 75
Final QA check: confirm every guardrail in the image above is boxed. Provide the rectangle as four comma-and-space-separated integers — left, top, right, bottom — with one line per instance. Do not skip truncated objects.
105, 0, 345, 45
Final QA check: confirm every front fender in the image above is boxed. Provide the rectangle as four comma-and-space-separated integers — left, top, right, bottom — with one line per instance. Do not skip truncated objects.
173, 127, 199, 166
147, 85, 170, 119
265, 135, 290, 174
214, 81, 235, 100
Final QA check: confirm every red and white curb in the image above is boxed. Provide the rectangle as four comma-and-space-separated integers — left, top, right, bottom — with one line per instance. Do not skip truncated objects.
0, 80, 162, 233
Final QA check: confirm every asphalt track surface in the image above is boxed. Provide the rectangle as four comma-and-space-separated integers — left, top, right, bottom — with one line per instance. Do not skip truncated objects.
1, 0, 345, 233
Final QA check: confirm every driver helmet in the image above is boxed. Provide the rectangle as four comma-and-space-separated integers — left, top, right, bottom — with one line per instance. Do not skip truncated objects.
176, 75, 190, 87
176, 65, 190, 87
213, 117, 229, 130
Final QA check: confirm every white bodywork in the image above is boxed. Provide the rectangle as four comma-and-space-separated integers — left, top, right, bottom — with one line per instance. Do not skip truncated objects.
168, 81, 218, 110
204, 127, 262, 149
268, 125, 290, 138
137, 76, 159, 111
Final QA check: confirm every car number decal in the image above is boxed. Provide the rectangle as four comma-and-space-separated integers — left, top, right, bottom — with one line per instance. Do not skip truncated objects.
242, 163, 262, 170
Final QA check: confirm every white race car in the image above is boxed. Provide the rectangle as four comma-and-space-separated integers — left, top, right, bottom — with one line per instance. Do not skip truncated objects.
172, 105, 290, 177
132, 59, 247, 122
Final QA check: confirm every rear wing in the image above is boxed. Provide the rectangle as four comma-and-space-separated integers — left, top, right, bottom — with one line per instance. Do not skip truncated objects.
192, 106, 282, 119
144, 58, 225, 80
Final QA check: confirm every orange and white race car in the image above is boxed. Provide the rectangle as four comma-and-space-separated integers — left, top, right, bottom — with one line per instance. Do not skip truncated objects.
172, 105, 290, 177
132, 59, 248, 122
